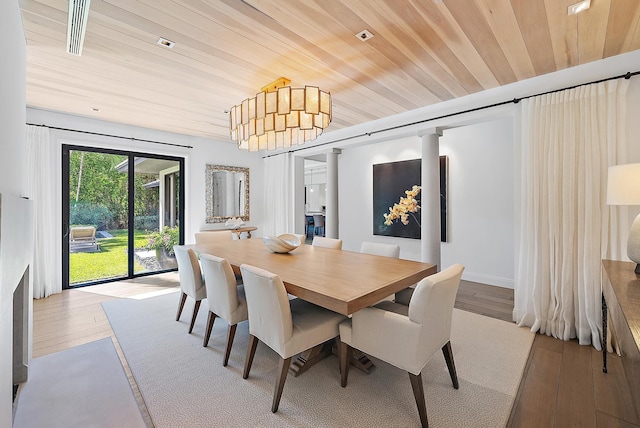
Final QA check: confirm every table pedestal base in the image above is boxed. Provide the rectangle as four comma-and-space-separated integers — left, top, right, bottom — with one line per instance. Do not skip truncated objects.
289, 342, 334, 377
349, 349, 375, 373
289, 340, 375, 377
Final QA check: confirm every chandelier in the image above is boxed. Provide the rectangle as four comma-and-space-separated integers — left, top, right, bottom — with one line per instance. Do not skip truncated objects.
229, 77, 332, 151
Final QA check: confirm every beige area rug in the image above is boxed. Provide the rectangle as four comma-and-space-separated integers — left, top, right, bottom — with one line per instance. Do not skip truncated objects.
103, 292, 534, 428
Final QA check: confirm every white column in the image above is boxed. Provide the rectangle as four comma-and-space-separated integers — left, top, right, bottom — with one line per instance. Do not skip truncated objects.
293, 156, 305, 235
421, 130, 442, 269
326, 149, 341, 238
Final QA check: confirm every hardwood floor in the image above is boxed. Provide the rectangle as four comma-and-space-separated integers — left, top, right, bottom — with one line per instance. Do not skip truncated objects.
508, 334, 640, 428
32, 273, 181, 428
456, 279, 514, 322
30, 276, 639, 427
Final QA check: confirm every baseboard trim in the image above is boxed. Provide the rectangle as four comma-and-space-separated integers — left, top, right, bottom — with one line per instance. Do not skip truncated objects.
462, 272, 513, 289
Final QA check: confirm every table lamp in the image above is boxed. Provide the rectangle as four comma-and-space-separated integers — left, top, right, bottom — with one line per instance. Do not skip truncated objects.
607, 163, 640, 274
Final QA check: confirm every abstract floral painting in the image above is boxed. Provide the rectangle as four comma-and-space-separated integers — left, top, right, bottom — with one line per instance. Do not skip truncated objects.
373, 157, 447, 240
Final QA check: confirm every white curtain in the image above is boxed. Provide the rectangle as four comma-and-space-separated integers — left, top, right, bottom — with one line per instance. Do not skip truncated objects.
514, 80, 629, 349
25, 125, 61, 298
263, 153, 293, 236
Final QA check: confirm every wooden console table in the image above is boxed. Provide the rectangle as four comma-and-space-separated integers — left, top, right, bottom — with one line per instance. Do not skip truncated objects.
602, 260, 640, 415
202, 226, 256, 239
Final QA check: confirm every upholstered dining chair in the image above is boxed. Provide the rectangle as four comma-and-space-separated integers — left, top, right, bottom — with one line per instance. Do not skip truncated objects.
305, 215, 314, 238
194, 231, 243, 283
360, 241, 400, 258
313, 214, 325, 236
360, 241, 401, 302
338, 264, 465, 428
199, 253, 248, 366
240, 264, 346, 413
194, 230, 234, 244
311, 236, 343, 249
173, 246, 207, 333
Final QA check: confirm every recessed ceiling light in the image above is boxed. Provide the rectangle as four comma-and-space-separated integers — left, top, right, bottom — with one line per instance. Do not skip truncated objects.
157, 37, 175, 49
568, 0, 590, 15
223, 109, 230, 114
355, 30, 374, 42
91, 107, 100, 112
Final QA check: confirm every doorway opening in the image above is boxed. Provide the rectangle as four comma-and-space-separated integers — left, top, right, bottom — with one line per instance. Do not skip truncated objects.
62, 145, 184, 288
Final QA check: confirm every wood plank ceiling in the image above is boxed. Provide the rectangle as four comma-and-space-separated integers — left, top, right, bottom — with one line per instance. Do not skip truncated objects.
20, 0, 640, 143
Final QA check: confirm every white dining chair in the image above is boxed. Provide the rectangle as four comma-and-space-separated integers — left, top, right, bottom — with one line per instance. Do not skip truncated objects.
338, 264, 465, 428
200, 253, 248, 366
195, 230, 244, 282
194, 230, 233, 244
360, 241, 401, 302
173, 246, 207, 333
240, 263, 346, 413
312, 236, 343, 249
360, 241, 400, 258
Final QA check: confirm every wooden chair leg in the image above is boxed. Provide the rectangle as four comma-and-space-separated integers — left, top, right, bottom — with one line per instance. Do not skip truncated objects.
272, 357, 292, 413
339, 341, 351, 387
188, 300, 202, 334
176, 292, 187, 321
408, 372, 429, 428
243, 334, 259, 379
441, 341, 459, 389
203, 311, 217, 347
223, 324, 238, 366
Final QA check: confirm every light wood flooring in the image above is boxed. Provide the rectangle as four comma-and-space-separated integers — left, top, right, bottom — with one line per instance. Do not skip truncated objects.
30, 276, 639, 427
31, 274, 181, 428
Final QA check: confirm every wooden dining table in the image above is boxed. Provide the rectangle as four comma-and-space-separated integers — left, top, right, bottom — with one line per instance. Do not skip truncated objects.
187, 238, 437, 374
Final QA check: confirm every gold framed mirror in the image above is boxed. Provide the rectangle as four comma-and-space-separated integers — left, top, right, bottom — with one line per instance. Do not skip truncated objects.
205, 164, 249, 223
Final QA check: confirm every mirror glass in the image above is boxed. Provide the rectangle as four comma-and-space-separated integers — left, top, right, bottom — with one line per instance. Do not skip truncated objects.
205, 165, 249, 223
304, 159, 326, 214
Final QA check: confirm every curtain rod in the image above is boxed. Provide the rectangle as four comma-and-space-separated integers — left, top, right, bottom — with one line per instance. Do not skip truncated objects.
25, 123, 194, 149
263, 70, 640, 159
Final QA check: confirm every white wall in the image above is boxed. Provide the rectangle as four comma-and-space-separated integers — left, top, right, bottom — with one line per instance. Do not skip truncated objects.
0, 0, 26, 425
440, 118, 514, 287
339, 135, 423, 257
338, 117, 515, 288
26, 108, 266, 249
0, 0, 26, 197
304, 167, 327, 212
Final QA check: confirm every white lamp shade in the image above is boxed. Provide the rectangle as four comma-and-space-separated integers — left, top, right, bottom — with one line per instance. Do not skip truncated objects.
607, 163, 640, 205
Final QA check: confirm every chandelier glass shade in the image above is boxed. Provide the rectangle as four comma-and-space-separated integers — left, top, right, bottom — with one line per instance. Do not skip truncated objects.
229, 83, 332, 151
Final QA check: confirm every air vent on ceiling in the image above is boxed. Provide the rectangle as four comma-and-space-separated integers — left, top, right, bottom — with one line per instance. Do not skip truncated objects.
66, 0, 92, 56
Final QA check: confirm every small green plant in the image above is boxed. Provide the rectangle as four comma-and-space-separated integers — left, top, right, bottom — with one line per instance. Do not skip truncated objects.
146, 226, 179, 255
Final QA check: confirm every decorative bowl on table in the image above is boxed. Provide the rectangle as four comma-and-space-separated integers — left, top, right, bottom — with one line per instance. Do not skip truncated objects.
224, 217, 245, 230
263, 234, 301, 254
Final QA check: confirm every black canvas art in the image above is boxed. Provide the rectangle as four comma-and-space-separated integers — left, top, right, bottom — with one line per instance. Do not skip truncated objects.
373, 157, 447, 241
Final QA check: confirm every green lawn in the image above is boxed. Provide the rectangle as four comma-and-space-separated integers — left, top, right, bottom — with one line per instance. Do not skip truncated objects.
69, 229, 152, 284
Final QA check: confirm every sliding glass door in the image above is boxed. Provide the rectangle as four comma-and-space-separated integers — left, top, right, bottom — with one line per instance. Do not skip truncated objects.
62, 146, 184, 288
